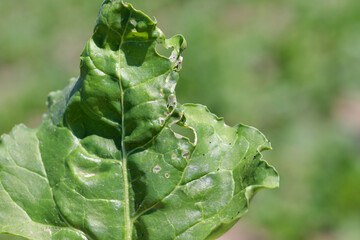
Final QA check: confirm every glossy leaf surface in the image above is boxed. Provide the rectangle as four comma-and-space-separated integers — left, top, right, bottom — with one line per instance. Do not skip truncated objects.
0, 1, 279, 239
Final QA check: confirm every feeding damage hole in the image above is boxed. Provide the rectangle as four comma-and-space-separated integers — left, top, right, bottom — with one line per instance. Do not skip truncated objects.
170, 122, 196, 144
159, 117, 166, 126
165, 173, 170, 178
155, 44, 182, 71
167, 95, 177, 112
155, 44, 173, 59
173, 56, 183, 71
153, 164, 161, 173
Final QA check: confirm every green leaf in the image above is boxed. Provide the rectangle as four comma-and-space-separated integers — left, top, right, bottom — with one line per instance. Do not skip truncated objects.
0, 1, 279, 240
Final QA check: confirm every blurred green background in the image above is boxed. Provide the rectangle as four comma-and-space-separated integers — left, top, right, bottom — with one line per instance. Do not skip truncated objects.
1, 0, 360, 239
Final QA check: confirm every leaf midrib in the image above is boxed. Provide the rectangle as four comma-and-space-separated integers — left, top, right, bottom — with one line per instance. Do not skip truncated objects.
118, 9, 133, 240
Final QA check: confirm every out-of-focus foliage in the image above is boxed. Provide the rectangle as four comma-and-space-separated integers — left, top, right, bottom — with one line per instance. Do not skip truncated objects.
0, 0, 359, 240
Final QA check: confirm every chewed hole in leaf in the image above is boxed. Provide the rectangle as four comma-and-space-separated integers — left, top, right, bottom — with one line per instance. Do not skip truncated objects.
155, 43, 173, 59
159, 117, 165, 126
167, 95, 177, 112
173, 56, 183, 71
165, 173, 170, 178
170, 122, 196, 144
